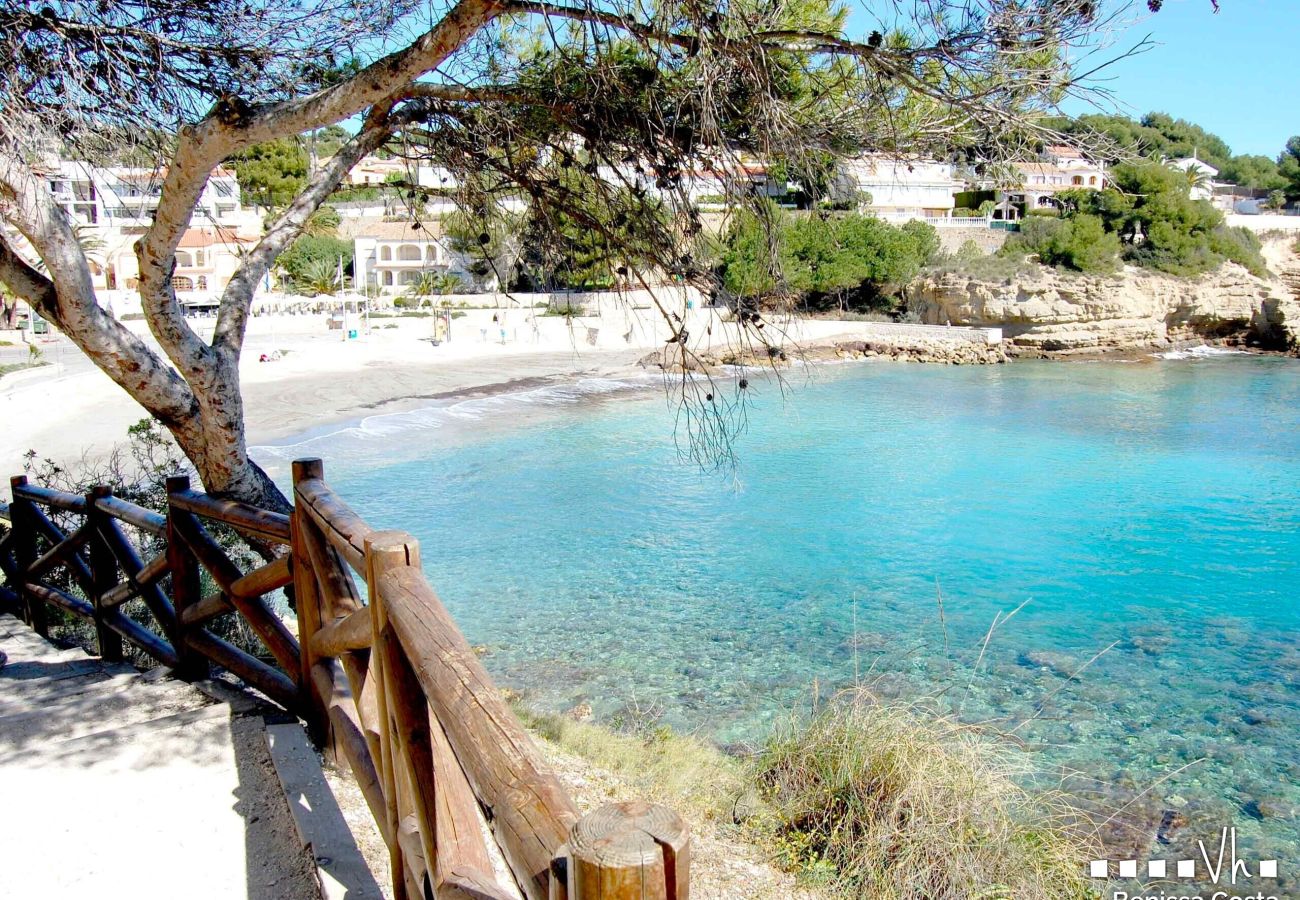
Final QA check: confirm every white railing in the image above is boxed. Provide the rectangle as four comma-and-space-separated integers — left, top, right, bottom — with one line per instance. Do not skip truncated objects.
878, 213, 994, 228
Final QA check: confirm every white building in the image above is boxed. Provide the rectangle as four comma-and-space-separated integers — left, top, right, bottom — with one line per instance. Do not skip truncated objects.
996, 146, 1106, 217
835, 156, 962, 221
1168, 156, 1220, 202
29, 160, 261, 299
44, 161, 247, 228
352, 221, 470, 292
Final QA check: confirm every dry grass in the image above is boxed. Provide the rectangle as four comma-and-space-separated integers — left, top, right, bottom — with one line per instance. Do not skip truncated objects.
753, 690, 1100, 900
515, 705, 746, 825
519, 692, 1100, 900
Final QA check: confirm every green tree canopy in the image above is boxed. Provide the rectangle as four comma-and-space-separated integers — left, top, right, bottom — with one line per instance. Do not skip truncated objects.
1008, 162, 1266, 277
1278, 136, 1300, 201
718, 207, 938, 308
277, 235, 353, 290
229, 139, 309, 209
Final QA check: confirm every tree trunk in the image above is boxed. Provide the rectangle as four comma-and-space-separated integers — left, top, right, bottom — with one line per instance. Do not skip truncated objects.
159, 361, 292, 514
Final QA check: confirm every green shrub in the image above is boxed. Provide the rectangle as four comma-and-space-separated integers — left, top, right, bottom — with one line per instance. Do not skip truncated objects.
1059, 162, 1267, 277
719, 206, 940, 308
278, 234, 353, 287
1208, 226, 1268, 277
1002, 215, 1120, 274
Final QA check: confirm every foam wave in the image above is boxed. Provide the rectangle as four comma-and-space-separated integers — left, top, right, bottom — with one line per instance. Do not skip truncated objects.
1153, 345, 1250, 360
251, 374, 659, 459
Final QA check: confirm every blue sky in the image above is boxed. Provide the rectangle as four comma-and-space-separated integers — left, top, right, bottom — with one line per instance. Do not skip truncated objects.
1058, 0, 1296, 157
842, 0, 1294, 158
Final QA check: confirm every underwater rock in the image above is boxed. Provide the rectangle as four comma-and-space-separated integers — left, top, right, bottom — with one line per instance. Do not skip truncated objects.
1018, 649, 1082, 679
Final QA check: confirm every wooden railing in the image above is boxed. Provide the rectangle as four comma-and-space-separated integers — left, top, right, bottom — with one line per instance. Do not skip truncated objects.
0, 458, 689, 900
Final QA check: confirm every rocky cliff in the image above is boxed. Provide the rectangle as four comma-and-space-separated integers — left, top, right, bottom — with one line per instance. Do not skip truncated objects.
912, 262, 1300, 356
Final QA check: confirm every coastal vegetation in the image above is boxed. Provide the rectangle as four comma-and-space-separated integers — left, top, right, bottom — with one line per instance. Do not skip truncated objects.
1046, 111, 1300, 200
999, 161, 1268, 277
716, 206, 940, 311
520, 693, 1097, 899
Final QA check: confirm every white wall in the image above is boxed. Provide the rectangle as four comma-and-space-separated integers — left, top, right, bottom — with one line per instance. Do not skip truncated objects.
1226, 214, 1300, 231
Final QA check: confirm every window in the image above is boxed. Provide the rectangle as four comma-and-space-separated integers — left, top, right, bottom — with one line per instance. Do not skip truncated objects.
382, 271, 393, 286
195, 250, 205, 266
380, 246, 392, 261
1072, 176, 1083, 186
426, 245, 438, 262
213, 181, 234, 198
1089, 176, 1097, 186
175, 251, 194, 267
397, 244, 422, 261
172, 276, 194, 291
197, 276, 208, 290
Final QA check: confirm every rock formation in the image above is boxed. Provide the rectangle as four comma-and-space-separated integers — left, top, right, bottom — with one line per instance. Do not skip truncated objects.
912, 262, 1300, 356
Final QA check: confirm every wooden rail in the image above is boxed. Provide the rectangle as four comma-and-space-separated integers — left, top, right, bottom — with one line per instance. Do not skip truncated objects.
1, 460, 689, 900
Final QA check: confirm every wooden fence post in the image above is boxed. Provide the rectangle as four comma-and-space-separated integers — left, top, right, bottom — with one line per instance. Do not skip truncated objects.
86, 485, 124, 663
291, 457, 329, 750
166, 475, 209, 680
553, 802, 690, 900
8, 475, 46, 637
367, 530, 422, 900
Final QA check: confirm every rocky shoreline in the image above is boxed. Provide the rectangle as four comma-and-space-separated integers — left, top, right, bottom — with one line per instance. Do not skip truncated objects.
911, 259, 1300, 358
638, 329, 1009, 373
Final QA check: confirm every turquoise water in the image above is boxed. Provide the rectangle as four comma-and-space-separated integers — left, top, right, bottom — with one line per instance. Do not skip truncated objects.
259, 355, 1300, 872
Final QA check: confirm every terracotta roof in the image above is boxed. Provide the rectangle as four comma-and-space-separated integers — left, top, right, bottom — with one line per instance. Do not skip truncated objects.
178, 227, 255, 248
341, 219, 446, 241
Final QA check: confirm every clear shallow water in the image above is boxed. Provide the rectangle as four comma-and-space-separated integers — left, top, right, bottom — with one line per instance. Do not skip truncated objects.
259, 355, 1300, 868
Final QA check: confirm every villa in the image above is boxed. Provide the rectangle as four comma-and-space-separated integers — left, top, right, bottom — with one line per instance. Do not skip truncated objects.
1168, 156, 1222, 204
835, 155, 964, 221
349, 221, 470, 292
996, 145, 1107, 217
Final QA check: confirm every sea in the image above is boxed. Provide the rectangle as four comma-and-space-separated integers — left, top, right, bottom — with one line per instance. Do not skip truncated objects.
256, 349, 1300, 875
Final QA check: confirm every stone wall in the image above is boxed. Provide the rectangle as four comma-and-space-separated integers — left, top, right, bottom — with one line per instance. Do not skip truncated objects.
935, 227, 1010, 256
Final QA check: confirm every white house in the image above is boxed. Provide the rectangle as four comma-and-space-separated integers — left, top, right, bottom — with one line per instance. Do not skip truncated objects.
995, 146, 1106, 217
29, 160, 259, 298
1168, 156, 1220, 202
835, 156, 962, 221
352, 221, 469, 292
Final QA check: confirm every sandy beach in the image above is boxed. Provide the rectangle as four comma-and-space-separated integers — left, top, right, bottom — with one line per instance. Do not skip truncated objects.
1, 302, 936, 484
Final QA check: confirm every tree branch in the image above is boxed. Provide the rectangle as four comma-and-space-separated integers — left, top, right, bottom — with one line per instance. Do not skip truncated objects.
134, 0, 507, 375
0, 229, 198, 428
212, 113, 396, 357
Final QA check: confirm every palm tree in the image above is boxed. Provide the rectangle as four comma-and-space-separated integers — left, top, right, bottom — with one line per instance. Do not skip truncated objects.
298, 258, 343, 296
403, 271, 462, 307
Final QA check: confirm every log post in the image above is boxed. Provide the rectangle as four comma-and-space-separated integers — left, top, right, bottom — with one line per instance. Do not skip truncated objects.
86, 485, 124, 663
291, 458, 329, 751
367, 530, 422, 900
166, 475, 209, 680
552, 802, 690, 900
8, 475, 45, 637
